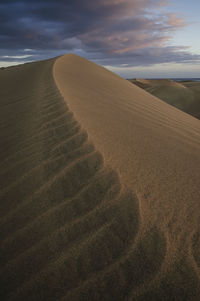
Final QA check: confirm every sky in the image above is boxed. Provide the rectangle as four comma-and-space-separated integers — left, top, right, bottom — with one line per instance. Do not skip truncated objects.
0, 0, 199, 78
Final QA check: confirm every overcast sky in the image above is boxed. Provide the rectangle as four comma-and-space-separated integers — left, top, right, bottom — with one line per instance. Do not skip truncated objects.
0, 0, 199, 77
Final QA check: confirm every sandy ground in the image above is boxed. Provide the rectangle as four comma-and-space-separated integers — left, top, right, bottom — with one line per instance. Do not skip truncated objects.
0, 54, 200, 300
130, 78, 200, 119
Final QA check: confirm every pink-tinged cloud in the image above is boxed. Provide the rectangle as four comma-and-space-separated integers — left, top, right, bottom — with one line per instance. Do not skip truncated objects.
167, 13, 186, 28
75, 1, 186, 55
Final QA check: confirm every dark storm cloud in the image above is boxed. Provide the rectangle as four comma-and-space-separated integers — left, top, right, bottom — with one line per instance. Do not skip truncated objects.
0, 0, 200, 66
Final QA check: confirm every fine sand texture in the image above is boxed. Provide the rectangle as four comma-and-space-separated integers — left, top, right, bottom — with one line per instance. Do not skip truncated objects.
129, 78, 200, 119
0, 54, 200, 300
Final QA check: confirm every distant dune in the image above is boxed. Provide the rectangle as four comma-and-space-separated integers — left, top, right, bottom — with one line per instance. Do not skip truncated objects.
129, 78, 200, 119
0, 54, 200, 300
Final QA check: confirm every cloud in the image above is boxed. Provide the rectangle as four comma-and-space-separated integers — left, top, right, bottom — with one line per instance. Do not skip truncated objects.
2, 55, 32, 59
0, 0, 200, 67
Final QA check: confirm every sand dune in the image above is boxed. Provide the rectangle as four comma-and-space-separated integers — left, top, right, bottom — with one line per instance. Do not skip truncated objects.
0, 54, 200, 300
130, 78, 200, 119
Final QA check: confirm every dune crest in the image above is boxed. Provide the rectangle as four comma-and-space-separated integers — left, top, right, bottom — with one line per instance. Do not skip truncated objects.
54, 53, 200, 228
0, 54, 200, 300
54, 53, 200, 298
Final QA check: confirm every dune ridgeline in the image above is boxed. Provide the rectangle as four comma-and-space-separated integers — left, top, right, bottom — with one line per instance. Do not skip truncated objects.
129, 78, 200, 120
0, 53, 200, 300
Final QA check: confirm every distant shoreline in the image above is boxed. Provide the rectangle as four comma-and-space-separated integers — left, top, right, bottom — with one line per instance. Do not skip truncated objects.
128, 77, 200, 82
170, 78, 200, 82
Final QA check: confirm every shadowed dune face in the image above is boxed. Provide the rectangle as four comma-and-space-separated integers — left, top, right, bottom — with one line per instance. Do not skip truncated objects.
0, 57, 166, 301
0, 55, 200, 300
129, 79, 200, 119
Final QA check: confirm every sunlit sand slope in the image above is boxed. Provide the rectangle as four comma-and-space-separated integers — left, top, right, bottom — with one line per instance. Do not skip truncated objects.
0, 54, 199, 301
54, 54, 200, 300
130, 78, 200, 119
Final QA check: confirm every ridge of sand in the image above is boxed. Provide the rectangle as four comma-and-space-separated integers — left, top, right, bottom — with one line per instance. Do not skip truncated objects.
134, 78, 187, 88
54, 54, 200, 228
0, 54, 200, 300
54, 53, 200, 298
0, 58, 141, 301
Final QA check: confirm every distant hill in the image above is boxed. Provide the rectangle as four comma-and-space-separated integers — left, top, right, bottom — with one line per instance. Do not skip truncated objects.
129, 78, 200, 119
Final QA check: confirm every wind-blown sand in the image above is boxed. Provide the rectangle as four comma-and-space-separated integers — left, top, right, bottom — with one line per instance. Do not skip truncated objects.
0, 54, 200, 300
129, 78, 200, 119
